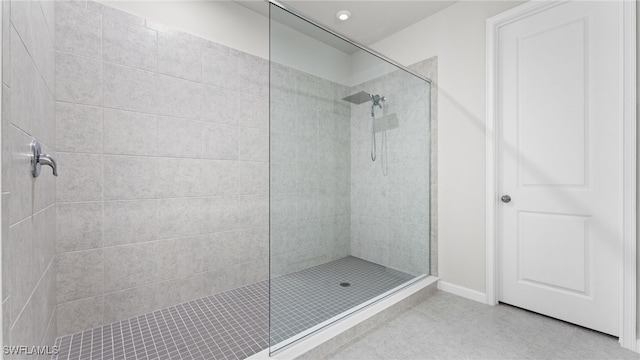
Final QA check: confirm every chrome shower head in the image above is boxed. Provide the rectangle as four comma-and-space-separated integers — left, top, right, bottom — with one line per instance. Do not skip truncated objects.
342, 91, 385, 108
341, 91, 372, 104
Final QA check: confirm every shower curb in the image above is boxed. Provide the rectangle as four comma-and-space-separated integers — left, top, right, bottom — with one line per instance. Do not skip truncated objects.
247, 276, 439, 360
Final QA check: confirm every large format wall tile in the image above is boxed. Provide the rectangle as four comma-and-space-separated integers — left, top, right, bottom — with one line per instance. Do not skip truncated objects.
8, 125, 34, 225
103, 109, 157, 156
203, 258, 268, 295
202, 195, 268, 234
238, 52, 268, 98
103, 62, 201, 119
2, 85, 10, 193
10, 0, 33, 56
103, 243, 155, 293
87, 0, 144, 26
157, 117, 201, 158
199, 160, 266, 197
103, 155, 158, 200
156, 158, 202, 198
56, 102, 103, 153
238, 127, 268, 162
102, 16, 157, 71
158, 32, 201, 82
57, 249, 104, 303
2, 0, 9, 88
103, 285, 155, 324
156, 198, 204, 239
103, 200, 158, 247
56, 51, 102, 106
11, 26, 37, 136
239, 94, 268, 130
56, 202, 103, 253
1, 194, 9, 302
202, 123, 239, 160
32, 206, 56, 280
55, 1, 102, 59
203, 85, 239, 125
30, 1, 55, 93
57, 296, 103, 336
202, 41, 238, 90
32, 77, 56, 150
56, 152, 103, 202
8, 217, 34, 323
30, 262, 56, 345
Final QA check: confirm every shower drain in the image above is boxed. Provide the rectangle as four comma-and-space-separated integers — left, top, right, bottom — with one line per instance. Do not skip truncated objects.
339, 282, 351, 287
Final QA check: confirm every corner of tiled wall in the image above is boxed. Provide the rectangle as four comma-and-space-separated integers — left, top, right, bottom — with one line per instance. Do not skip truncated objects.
349, 63, 435, 277
2, 0, 58, 353
53, 0, 272, 337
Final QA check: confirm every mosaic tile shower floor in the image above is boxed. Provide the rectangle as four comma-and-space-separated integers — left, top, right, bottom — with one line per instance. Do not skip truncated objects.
52, 256, 416, 360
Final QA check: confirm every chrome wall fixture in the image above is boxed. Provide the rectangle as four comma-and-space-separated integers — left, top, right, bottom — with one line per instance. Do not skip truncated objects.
31, 140, 58, 177
341, 91, 386, 161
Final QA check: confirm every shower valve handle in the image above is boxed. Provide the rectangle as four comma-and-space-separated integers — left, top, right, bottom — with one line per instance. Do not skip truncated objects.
31, 140, 58, 177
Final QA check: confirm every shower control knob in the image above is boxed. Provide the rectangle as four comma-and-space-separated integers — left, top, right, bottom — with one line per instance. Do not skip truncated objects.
501, 195, 511, 203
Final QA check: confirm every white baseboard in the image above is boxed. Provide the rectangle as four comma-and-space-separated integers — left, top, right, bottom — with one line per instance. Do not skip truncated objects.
437, 280, 488, 304
635, 338, 640, 353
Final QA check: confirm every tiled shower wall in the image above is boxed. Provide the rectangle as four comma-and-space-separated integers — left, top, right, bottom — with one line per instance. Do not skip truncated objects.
2, 0, 58, 353
53, 0, 352, 337
269, 63, 351, 277
53, 1, 270, 336
350, 65, 433, 276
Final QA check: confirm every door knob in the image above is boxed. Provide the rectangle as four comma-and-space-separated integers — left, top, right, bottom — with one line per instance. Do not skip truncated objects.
501, 195, 511, 203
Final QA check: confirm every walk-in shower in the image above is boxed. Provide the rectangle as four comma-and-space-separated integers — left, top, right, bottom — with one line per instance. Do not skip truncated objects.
2, 0, 431, 358
269, 1, 431, 354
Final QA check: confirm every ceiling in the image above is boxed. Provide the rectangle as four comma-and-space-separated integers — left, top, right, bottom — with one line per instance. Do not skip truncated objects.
236, 1, 457, 54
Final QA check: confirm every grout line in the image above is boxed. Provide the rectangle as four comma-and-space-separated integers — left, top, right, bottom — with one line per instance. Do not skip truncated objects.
54, 148, 270, 161
10, 255, 55, 330
57, 192, 270, 203
56, 224, 269, 254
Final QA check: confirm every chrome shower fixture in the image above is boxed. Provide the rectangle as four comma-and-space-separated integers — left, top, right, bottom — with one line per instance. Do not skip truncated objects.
370, 94, 385, 110
341, 91, 372, 104
342, 91, 386, 161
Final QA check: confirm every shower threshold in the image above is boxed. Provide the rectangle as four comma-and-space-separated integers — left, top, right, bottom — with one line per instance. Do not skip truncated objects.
52, 256, 421, 360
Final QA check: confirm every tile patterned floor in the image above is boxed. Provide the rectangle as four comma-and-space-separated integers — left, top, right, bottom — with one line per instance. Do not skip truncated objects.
270, 256, 415, 345
52, 256, 416, 360
329, 291, 640, 360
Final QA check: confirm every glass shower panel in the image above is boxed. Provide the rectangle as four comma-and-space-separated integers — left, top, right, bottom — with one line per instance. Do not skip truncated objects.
269, 3, 431, 352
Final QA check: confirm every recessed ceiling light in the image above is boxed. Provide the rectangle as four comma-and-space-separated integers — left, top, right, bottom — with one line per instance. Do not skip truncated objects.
336, 10, 351, 21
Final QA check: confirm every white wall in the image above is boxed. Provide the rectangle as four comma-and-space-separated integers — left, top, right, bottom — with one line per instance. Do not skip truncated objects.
372, 3, 640, 340
368, 1, 524, 293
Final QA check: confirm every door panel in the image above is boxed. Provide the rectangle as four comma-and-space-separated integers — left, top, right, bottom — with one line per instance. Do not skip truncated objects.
518, 19, 587, 187
498, 1, 623, 336
518, 211, 589, 294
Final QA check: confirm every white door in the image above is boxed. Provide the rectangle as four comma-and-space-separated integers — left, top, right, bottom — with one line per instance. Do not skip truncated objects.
498, 1, 624, 336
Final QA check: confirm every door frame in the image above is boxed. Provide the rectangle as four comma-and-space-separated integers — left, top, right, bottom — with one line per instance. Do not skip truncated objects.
485, 0, 637, 351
